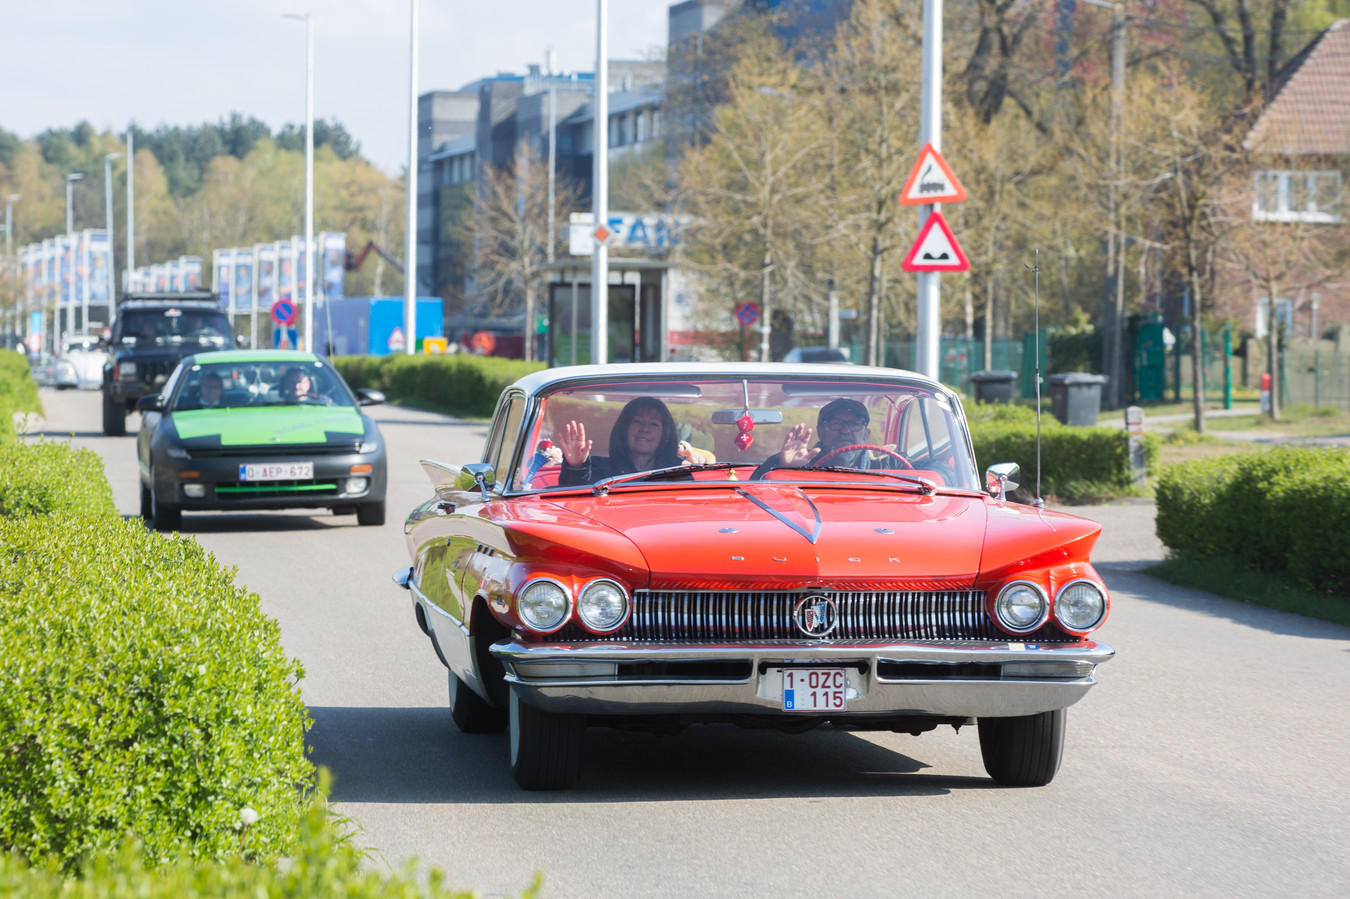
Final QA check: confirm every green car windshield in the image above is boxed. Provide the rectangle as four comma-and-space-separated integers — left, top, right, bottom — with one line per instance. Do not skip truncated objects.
171, 360, 354, 410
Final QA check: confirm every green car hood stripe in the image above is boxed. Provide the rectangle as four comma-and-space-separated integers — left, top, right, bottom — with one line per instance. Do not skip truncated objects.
172, 406, 364, 446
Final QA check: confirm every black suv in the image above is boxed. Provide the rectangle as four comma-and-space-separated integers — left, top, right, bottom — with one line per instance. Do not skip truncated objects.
102, 293, 236, 436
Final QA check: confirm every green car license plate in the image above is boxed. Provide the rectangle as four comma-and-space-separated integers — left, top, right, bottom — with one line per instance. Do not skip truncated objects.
239, 461, 314, 481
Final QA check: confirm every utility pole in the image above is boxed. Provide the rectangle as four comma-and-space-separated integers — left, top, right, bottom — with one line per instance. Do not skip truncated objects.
1086, 0, 1126, 408
126, 128, 135, 294
404, 0, 419, 355
284, 12, 315, 352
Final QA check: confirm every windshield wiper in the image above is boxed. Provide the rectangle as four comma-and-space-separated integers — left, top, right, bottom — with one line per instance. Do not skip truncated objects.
758, 465, 938, 495
591, 462, 738, 495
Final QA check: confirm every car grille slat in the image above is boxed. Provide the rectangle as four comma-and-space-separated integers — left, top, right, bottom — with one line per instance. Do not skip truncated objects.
557, 589, 1072, 644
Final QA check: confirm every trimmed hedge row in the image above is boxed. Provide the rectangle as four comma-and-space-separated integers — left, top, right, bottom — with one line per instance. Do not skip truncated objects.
1156, 446, 1350, 595
0, 511, 313, 872
0, 440, 116, 519
0, 351, 41, 438
966, 402, 1159, 501
333, 354, 545, 419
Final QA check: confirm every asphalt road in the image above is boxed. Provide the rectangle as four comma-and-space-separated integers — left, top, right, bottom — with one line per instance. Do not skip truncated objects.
27, 388, 1350, 898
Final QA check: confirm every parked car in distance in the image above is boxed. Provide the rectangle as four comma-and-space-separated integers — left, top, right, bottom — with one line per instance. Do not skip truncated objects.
781, 345, 852, 364
61, 334, 109, 390
29, 351, 79, 389
136, 350, 387, 531
394, 362, 1114, 790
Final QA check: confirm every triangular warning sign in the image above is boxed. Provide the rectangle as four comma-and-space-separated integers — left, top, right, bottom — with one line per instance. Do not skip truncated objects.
898, 143, 967, 205
901, 211, 969, 272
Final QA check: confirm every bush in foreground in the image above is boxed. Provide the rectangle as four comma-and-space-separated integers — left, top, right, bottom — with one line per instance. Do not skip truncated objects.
0, 440, 116, 518
0, 351, 41, 438
0, 513, 312, 872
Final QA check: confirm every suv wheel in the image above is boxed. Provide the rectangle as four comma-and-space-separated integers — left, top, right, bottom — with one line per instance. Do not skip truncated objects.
102, 393, 126, 436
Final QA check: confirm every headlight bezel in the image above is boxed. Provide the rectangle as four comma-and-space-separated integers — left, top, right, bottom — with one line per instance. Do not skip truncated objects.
515, 577, 571, 634
575, 578, 630, 634
991, 580, 1050, 635
1053, 578, 1108, 634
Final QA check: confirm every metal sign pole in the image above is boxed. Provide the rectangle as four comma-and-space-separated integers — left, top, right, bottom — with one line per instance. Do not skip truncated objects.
915, 0, 943, 379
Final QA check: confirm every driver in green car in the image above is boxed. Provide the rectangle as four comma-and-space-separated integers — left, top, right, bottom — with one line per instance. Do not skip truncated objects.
754, 398, 897, 474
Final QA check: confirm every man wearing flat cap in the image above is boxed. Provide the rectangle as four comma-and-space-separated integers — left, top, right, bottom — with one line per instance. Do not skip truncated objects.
754, 397, 895, 475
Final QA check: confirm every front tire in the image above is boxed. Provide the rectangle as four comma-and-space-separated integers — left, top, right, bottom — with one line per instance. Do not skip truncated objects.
509, 691, 584, 790
150, 479, 182, 532
978, 709, 1066, 787
450, 672, 506, 734
139, 481, 152, 521
102, 393, 126, 436
356, 499, 385, 526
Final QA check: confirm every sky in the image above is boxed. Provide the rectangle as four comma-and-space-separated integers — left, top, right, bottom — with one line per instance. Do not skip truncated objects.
1, 0, 672, 174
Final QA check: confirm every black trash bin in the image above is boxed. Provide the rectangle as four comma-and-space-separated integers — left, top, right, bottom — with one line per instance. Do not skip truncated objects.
1049, 373, 1108, 426
970, 370, 1019, 404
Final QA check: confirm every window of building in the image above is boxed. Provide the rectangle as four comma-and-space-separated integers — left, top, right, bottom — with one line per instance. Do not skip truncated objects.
1252, 170, 1344, 223
610, 117, 621, 148
636, 111, 648, 143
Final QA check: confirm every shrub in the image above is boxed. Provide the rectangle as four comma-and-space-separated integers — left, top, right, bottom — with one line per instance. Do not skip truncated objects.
0, 441, 116, 518
0, 513, 313, 873
1155, 447, 1350, 596
969, 417, 1158, 502
0, 351, 42, 439
333, 354, 544, 419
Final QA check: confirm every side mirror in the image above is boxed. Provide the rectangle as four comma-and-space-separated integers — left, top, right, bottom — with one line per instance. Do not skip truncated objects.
459, 462, 496, 502
136, 394, 164, 413
357, 388, 386, 406
985, 462, 1020, 501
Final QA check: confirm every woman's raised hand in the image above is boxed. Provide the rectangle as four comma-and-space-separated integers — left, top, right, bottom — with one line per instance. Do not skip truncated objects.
560, 420, 593, 467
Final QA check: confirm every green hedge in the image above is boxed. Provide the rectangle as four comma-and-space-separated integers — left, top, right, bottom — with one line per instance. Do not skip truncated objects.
1156, 446, 1350, 595
0, 511, 313, 873
966, 403, 1159, 502
0, 351, 42, 439
333, 354, 545, 419
0, 784, 533, 898
0, 440, 116, 518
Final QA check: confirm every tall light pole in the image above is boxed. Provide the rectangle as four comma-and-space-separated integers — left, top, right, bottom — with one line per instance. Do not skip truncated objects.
591, 0, 609, 365
915, 0, 942, 379
4, 195, 18, 336
1085, 0, 1126, 408
126, 128, 135, 292
284, 12, 315, 351
404, 0, 419, 355
103, 154, 120, 331
64, 173, 85, 345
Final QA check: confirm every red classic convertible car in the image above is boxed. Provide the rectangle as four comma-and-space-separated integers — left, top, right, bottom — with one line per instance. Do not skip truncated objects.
395, 363, 1113, 789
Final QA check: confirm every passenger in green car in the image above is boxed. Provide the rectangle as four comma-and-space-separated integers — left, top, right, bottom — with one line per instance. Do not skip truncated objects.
275, 367, 331, 404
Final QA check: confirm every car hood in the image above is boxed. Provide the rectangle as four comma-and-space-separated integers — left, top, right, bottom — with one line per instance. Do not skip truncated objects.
528, 485, 991, 589
171, 405, 365, 448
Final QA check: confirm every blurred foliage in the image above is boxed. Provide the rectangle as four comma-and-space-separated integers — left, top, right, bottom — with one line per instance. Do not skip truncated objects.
332, 353, 546, 419
0, 351, 41, 438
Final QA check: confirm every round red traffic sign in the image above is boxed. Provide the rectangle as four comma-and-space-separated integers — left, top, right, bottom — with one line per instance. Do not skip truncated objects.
271, 299, 296, 326
470, 331, 497, 355
734, 302, 760, 327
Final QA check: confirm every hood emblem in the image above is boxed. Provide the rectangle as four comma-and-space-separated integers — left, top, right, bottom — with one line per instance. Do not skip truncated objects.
793, 595, 839, 638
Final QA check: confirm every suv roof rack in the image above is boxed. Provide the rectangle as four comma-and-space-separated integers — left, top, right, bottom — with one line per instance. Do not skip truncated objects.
118, 291, 220, 305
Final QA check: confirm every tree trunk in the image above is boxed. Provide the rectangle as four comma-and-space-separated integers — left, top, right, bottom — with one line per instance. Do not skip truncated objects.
522, 281, 536, 363
1188, 267, 1205, 435
760, 252, 772, 363
866, 235, 882, 367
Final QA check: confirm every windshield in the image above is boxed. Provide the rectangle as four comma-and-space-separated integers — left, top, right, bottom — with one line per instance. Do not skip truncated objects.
510, 376, 978, 492
170, 359, 354, 410
115, 308, 231, 347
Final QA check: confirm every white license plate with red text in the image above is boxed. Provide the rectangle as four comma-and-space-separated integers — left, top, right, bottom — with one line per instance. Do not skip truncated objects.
781, 668, 848, 711
239, 462, 313, 481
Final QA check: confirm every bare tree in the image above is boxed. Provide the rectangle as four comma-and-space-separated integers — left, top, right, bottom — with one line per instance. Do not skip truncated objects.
462, 143, 578, 362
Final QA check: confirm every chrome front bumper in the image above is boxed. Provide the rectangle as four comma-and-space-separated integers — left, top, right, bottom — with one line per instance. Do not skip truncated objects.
491, 639, 1115, 719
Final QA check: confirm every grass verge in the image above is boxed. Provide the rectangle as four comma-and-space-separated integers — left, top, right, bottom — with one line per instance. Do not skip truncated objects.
1147, 555, 1350, 629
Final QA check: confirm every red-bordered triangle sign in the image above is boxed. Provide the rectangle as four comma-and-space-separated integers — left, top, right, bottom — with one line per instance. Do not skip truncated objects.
898, 143, 967, 205
901, 211, 969, 272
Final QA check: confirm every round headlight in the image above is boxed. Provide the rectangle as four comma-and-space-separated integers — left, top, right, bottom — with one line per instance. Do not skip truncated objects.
994, 581, 1049, 633
1055, 580, 1107, 632
577, 579, 628, 632
517, 579, 570, 632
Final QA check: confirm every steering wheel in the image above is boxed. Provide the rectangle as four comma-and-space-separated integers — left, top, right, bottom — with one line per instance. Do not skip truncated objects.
812, 444, 913, 469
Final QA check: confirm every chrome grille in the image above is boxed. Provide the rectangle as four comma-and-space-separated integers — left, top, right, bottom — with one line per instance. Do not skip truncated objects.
560, 589, 1044, 643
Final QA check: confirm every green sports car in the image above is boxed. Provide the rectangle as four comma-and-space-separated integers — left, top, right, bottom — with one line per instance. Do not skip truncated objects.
136, 350, 388, 531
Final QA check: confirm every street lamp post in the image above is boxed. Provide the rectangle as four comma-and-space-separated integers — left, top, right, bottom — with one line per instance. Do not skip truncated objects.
5, 194, 19, 337
1085, 0, 1126, 408
283, 11, 315, 352
404, 0, 419, 355
102, 154, 120, 334
64, 173, 85, 346
591, 0, 609, 365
